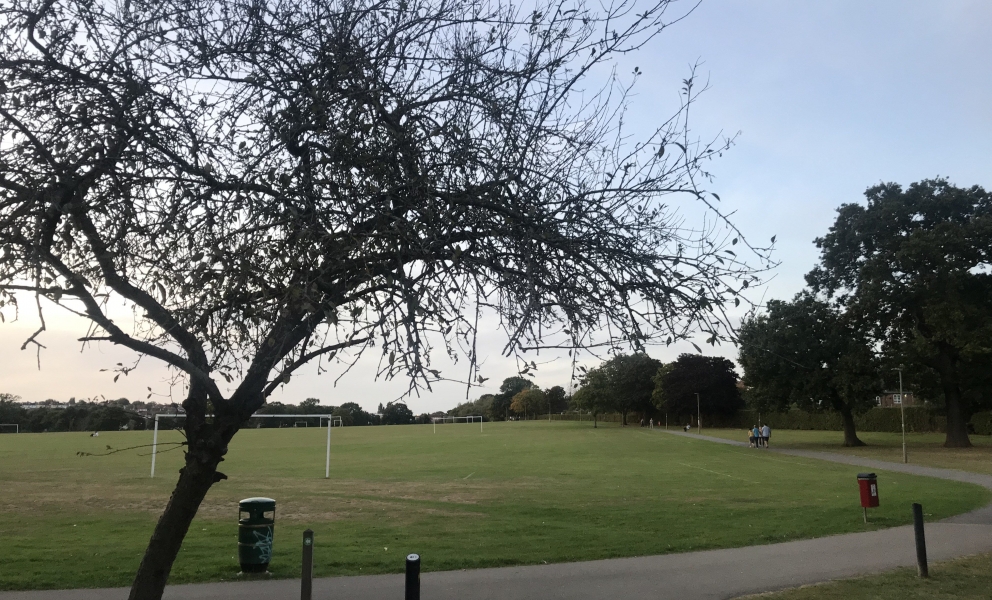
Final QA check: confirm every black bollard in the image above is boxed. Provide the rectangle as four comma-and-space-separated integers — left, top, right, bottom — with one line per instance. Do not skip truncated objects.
912, 503, 928, 578
301, 529, 314, 600
405, 553, 421, 600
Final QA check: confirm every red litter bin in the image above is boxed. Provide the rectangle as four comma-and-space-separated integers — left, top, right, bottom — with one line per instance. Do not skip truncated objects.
857, 473, 879, 522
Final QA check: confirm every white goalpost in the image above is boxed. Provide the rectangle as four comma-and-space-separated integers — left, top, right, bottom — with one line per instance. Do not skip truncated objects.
150, 413, 337, 479
0, 424, 18, 434
432, 415, 483, 433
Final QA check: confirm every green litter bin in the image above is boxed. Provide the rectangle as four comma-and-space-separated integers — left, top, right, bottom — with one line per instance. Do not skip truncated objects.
238, 497, 275, 573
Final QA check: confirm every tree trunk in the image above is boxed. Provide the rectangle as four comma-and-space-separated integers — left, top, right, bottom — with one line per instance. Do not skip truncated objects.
128, 454, 221, 600
593, 413, 597, 428
933, 350, 971, 447
129, 381, 239, 600
621, 410, 627, 427
838, 404, 865, 447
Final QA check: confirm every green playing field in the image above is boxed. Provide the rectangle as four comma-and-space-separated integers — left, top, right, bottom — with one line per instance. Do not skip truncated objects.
0, 420, 987, 591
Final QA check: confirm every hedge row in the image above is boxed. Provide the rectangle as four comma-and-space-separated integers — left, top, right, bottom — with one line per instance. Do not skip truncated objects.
496, 409, 992, 435
730, 408, 946, 434
538, 413, 625, 423
540, 409, 992, 435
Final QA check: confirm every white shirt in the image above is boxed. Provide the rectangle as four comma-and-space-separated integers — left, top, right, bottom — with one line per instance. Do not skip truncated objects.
761, 425, 770, 437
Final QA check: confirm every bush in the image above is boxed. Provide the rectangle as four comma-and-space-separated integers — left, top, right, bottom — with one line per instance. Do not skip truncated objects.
734, 408, 947, 433
971, 412, 992, 436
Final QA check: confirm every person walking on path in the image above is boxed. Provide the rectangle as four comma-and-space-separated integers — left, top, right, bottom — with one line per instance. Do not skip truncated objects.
752, 425, 760, 448
761, 424, 771, 448
747, 428, 756, 448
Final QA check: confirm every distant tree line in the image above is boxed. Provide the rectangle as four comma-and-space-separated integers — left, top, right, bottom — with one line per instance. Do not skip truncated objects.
571, 353, 744, 427
253, 398, 427, 426
0, 394, 430, 431
0, 394, 152, 432
452, 355, 744, 427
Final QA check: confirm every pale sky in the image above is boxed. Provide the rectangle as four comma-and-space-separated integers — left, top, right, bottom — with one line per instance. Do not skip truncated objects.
2, 0, 990, 413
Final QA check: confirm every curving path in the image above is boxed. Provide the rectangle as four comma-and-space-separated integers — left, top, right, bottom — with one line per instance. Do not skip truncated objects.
4, 430, 991, 600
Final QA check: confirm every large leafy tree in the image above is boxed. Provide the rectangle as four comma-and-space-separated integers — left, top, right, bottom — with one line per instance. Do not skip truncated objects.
380, 401, 414, 425
492, 376, 535, 420
510, 387, 546, 419
0, 393, 25, 427
333, 401, 376, 427
737, 293, 879, 447
571, 383, 610, 427
652, 353, 742, 424
581, 353, 661, 425
546, 385, 568, 414
449, 394, 494, 418
0, 0, 770, 596
806, 180, 992, 447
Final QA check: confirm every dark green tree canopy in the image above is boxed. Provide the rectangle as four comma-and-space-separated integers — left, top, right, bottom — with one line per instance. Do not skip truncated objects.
380, 401, 414, 425
653, 353, 743, 421
806, 179, 992, 447
581, 352, 660, 425
546, 385, 568, 413
449, 394, 493, 418
333, 401, 377, 426
737, 293, 878, 446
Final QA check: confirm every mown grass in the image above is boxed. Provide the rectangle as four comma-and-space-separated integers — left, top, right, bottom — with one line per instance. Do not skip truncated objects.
738, 552, 992, 599
0, 421, 988, 591
700, 428, 992, 475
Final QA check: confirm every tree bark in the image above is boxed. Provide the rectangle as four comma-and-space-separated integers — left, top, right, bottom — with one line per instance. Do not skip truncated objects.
128, 453, 221, 600
935, 349, 972, 448
838, 404, 865, 447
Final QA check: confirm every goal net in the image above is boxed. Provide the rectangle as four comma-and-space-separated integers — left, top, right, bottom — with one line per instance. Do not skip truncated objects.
433, 415, 482, 424
431, 415, 483, 432
0, 424, 18, 434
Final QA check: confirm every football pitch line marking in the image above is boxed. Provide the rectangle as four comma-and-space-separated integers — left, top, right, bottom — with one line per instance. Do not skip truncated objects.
678, 462, 759, 483
464, 472, 475, 479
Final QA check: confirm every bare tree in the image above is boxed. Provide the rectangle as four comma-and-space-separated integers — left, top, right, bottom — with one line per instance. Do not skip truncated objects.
0, 0, 773, 597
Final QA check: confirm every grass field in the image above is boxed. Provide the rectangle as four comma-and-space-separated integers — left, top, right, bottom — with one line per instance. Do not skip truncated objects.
1, 421, 989, 591
700, 428, 992, 475
739, 552, 992, 600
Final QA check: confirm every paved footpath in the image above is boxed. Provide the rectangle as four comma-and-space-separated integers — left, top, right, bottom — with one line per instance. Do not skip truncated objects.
5, 430, 991, 600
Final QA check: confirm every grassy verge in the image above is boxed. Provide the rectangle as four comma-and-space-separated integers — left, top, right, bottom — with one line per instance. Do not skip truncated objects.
699, 428, 992, 475
737, 552, 992, 599
1, 421, 988, 590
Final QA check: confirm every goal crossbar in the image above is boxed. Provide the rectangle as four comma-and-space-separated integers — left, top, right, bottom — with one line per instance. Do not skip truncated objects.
431, 415, 483, 433
150, 413, 336, 479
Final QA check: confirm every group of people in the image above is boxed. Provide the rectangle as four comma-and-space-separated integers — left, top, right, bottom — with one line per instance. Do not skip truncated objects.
748, 424, 770, 448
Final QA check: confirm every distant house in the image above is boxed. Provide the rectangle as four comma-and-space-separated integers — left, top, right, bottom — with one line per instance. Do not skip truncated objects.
876, 391, 915, 408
